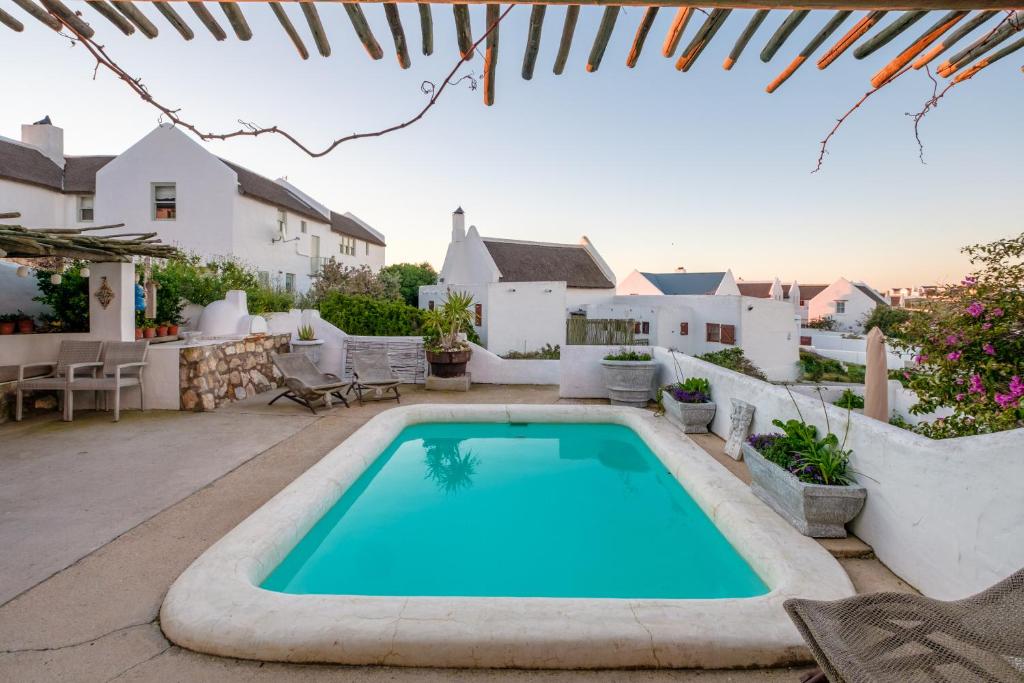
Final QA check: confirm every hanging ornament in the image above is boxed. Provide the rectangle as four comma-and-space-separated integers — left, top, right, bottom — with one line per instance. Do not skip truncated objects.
80, 266, 91, 278
50, 273, 62, 285
95, 276, 115, 309
16, 266, 29, 278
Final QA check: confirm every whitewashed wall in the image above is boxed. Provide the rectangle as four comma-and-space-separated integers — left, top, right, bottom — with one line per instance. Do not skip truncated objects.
484, 282, 568, 356
806, 279, 883, 332
467, 343, 559, 384
0, 178, 63, 227
558, 345, 629, 399
801, 329, 912, 369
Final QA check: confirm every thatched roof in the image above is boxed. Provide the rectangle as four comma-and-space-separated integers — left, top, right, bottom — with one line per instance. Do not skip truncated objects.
482, 238, 615, 289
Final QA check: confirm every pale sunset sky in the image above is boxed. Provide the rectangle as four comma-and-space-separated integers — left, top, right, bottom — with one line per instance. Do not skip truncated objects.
3, 4, 1021, 290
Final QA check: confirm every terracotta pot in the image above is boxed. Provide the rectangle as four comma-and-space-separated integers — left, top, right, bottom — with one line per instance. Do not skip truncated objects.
135, 327, 143, 340
143, 328, 156, 339
0, 322, 14, 335
426, 348, 472, 378
156, 325, 168, 337
17, 319, 34, 334
168, 324, 179, 336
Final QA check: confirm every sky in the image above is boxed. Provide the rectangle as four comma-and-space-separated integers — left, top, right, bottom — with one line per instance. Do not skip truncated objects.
3, 4, 1022, 290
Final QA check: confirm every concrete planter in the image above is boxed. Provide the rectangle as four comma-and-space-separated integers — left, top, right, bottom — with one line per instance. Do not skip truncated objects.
661, 393, 717, 433
742, 442, 866, 538
600, 360, 656, 408
291, 339, 324, 366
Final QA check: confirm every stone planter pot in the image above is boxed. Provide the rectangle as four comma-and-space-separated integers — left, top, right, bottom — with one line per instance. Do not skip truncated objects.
742, 442, 866, 538
426, 348, 472, 378
291, 339, 324, 365
661, 393, 716, 433
600, 360, 657, 408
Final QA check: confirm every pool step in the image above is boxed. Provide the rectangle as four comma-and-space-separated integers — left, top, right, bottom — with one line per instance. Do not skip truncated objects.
818, 536, 875, 559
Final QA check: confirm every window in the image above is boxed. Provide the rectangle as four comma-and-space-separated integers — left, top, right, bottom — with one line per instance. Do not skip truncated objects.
641, 321, 650, 335
300, 220, 307, 234
679, 322, 689, 336
78, 195, 94, 222
339, 236, 356, 256
428, 300, 435, 311
634, 321, 641, 334
706, 323, 721, 343
365, 241, 370, 256
284, 273, 295, 293
799, 300, 807, 307
474, 303, 483, 327
152, 183, 176, 220
835, 301, 846, 314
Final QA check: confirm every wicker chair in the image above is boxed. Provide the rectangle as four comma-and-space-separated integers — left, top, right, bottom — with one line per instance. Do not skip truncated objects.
70, 341, 149, 422
785, 567, 1024, 683
268, 352, 350, 415
349, 347, 401, 405
15, 340, 104, 421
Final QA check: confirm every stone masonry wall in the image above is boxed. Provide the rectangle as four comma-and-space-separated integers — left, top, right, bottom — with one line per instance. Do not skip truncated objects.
179, 334, 290, 412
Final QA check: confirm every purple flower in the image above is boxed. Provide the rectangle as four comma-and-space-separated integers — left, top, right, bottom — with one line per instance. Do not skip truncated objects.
963, 276, 977, 285
955, 393, 965, 402
1010, 376, 1024, 398
747, 433, 781, 451
946, 351, 962, 361
945, 334, 959, 346
994, 393, 1018, 409
992, 308, 1005, 317
914, 354, 928, 364
982, 322, 992, 330
983, 343, 996, 356
955, 377, 965, 385
969, 374, 985, 394
668, 387, 710, 404
966, 302, 984, 317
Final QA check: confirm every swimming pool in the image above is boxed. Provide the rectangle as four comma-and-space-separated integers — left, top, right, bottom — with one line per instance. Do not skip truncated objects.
162, 404, 854, 669
262, 422, 767, 599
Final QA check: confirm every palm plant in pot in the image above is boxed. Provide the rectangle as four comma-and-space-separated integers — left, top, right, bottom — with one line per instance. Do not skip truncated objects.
660, 377, 716, 433
423, 290, 475, 378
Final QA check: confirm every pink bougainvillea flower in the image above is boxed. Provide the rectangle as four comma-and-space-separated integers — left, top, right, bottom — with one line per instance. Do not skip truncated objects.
955, 393, 965, 402
955, 377, 965, 385
946, 351, 962, 361
983, 343, 996, 356
966, 302, 984, 317
992, 308, 1004, 317
1010, 376, 1024, 398
903, 372, 911, 380
982, 322, 992, 330
962, 276, 977, 285
945, 335, 959, 346
969, 374, 985, 394
994, 393, 1018, 409
914, 354, 928, 364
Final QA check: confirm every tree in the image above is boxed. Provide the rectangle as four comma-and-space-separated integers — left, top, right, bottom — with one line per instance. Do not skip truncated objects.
861, 305, 913, 338
306, 262, 400, 305
891, 233, 1024, 437
805, 316, 838, 331
380, 262, 438, 307
33, 261, 90, 331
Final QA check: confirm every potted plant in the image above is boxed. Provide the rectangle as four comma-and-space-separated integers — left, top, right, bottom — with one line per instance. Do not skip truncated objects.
142, 321, 156, 339
156, 323, 169, 337
742, 394, 866, 538
600, 348, 656, 408
167, 322, 180, 337
423, 290, 474, 378
0, 313, 17, 335
291, 324, 324, 364
16, 311, 34, 334
660, 377, 716, 433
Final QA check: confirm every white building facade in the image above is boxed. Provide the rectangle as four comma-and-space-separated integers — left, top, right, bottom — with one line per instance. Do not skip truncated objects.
1, 120, 385, 293
805, 277, 890, 331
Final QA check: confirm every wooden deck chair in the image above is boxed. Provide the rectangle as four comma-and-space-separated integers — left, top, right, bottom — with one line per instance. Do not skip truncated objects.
269, 352, 350, 415
71, 341, 149, 421
15, 340, 103, 421
349, 346, 401, 405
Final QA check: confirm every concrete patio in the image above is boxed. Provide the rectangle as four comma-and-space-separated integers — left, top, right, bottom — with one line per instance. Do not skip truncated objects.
0, 385, 913, 682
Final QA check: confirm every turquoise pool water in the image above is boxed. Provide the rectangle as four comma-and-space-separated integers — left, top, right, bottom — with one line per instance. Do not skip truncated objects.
262, 422, 768, 599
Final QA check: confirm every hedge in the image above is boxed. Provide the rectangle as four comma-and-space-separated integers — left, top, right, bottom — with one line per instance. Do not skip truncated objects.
319, 292, 425, 336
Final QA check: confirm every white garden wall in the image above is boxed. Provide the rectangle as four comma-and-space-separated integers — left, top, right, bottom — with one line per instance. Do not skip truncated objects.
466, 343, 559, 385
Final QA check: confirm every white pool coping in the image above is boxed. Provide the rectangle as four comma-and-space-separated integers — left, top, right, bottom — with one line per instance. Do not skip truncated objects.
161, 404, 855, 669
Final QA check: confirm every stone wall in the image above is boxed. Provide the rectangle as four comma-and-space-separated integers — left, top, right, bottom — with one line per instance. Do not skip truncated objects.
179, 334, 289, 412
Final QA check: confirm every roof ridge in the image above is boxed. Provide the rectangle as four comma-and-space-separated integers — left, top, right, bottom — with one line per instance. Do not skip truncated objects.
482, 236, 586, 249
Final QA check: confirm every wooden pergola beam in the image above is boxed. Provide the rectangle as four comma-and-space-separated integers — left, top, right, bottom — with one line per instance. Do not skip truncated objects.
913, 10, 996, 68
484, 3, 499, 103
626, 6, 659, 67
953, 32, 1024, 81
10, 0, 60, 31
158, 0, 1024, 10
870, 9, 965, 85
418, 3, 433, 54
586, 5, 620, 71
154, 1, 195, 39
0, 6, 25, 31
939, 9, 1024, 75
86, 0, 136, 35
853, 10, 928, 58
341, 3, 384, 59
522, 4, 547, 78
0, 222, 179, 262
676, 7, 730, 70
39, 0, 96, 37
453, 4, 474, 59
766, 10, 849, 91
761, 9, 809, 61
724, 8, 768, 69
219, 1, 252, 40
112, 0, 160, 38
383, 3, 412, 67
661, 7, 693, 57
188, 1, 227, 39
300, 1, 331, 56
553, 4, 579, 74
817, 9, 885, 67
269, 1, 309, 58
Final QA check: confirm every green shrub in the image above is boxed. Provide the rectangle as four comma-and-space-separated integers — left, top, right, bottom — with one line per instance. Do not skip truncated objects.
799, 350, 865, 384
861, 305, 913, 338
246, 287, 296, 316
319, 292, 425, 336
502, 344, 560, 360
834, 389, 865, 409
806, 316, 838, 331
34, 262, 90, 332
603, 349, 652, 361
380, 262, 438, 307
696, 348, 767, 381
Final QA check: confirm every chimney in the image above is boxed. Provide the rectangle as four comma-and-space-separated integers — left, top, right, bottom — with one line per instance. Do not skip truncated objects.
675, 266, 687, 273
452, 206, 466, 242
21, 116, 65, 168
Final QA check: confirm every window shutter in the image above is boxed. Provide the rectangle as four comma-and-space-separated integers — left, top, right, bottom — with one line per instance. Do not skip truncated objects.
679, 322, 688, 336
475, 303, 482, 326
634, 321, 641, 334
641, 321, 650, 334
706, 323, 720, 343
800, 335, 812, 346
721, 324, 736, 345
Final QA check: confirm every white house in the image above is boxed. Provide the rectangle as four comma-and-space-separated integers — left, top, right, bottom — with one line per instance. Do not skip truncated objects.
0, 118, 385, 293
804, 278, 890, 331
617, 269, 741, 296
418, 208, 617, 355
736, 278, 802, 315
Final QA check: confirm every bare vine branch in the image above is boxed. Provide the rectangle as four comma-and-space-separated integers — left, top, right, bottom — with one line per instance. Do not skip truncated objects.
52, 5, 513, 158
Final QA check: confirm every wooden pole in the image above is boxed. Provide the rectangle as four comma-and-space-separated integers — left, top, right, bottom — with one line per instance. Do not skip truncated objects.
301, 2, 331, 56
39, 0, 95, 38
953, 33, 1024, 82
553, 4, 579, 74
219, 1, 252, 40
870, 9, 965, 85
383, 3, 412, 67
154, 1, 195, 39
766, 10, 849, 91
484, 3, 499, 104
626, 7, 659, 67
269, 2, 309, 58
852, 10, 928, 59
418, 3, 433, 55
0, 6, 25, 31
817, 10, 886, 68
661, 7, 694, 57
522, 4, 546, 78
912, 10, 996, 69
112, 1, 159, 38
341, 4, 384, 60
188, 1, 227, 40
676, 8, 730, 71
587, 6, 620, 72
939, 10, 1024, 76
724, 9, 768, 69
10, 0, 60, 31
453, 4, 474, 59
85, 0, 136, 35
761, 9, 809, 62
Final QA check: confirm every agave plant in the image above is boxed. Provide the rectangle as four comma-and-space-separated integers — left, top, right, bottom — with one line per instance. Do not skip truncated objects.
296, 324, 317, 341
423, 289, 475, 352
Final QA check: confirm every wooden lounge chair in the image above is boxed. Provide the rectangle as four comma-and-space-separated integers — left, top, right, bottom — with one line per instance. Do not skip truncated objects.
15, 340, 103, 421
268, 352, 350, 415
785, 566, 1024, 683
349, 347, 401, 405
70, 341, 149, 422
